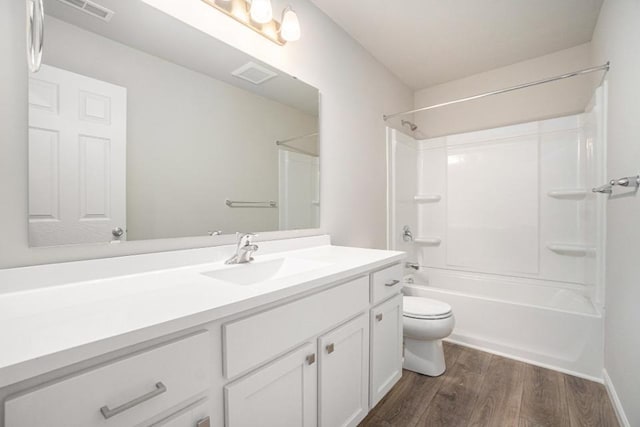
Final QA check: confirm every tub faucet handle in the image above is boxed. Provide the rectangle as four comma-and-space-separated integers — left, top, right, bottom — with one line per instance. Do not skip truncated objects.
402, 225, 414, 242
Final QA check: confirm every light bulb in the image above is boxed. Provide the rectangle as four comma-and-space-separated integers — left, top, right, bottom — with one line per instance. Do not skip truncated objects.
250, 0, 273, 24
280, 6, 300, 42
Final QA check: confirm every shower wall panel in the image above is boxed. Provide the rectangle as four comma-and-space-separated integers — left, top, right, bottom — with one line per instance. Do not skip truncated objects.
415, 114, 599, 287
447, 136, 539, 274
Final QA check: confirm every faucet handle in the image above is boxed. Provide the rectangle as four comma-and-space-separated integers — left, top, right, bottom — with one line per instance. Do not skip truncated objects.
236, 232, 257, 245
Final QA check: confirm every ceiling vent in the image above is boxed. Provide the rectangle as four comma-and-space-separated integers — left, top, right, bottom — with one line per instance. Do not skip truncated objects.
231, 62, 278, 85
56, 0, 114, 22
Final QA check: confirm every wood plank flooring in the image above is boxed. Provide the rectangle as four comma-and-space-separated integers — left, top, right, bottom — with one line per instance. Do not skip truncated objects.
360, 343, 618, 427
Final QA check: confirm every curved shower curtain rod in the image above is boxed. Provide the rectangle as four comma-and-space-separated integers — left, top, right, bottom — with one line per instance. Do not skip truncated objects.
383, 62, 610, 121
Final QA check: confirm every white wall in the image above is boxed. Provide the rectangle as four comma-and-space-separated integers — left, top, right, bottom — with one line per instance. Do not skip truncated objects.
44, 17, 317, 241
413, 44, 595, 138
0, 0, 412, 268
590, 1, 640, 425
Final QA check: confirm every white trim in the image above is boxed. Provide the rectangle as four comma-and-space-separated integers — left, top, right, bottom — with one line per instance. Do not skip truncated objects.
603, 369, 631, 427
444, 336, 603, 383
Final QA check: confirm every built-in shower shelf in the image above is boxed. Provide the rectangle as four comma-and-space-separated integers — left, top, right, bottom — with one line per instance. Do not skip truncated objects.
414, 237, 442, 246
414, 194, 442, 203
547, 189, 588, 200
547, 243, 595, 256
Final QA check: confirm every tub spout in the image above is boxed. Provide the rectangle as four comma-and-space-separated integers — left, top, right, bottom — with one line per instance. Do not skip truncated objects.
406, 262, 419, 270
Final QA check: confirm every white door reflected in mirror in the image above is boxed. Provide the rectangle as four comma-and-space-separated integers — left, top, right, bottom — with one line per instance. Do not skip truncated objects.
28, 64, 127, 247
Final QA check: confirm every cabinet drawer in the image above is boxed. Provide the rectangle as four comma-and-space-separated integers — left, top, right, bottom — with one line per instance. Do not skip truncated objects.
5, 332, 211, 427
224, 276, 369, 379
371, 263, 403, 304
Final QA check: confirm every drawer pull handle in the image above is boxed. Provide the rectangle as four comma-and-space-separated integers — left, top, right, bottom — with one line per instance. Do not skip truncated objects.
385, 279, 400, 287
100, 382, 167, 419
376, 313, 383, 322
326, 343, 335, 354
306, 353, 316, 365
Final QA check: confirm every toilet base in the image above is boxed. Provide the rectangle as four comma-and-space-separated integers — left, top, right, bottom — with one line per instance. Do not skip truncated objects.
403, 337, 446, 376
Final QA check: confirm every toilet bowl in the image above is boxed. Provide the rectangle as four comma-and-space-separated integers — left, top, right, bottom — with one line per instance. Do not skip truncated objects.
402, 296, 455, 376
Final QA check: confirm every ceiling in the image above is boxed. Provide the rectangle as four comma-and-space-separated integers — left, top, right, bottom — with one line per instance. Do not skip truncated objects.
310, 0, 604, 90
43, 0, 319, 115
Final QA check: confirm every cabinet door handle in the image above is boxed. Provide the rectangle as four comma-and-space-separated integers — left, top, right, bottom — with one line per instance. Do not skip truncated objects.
306, 353, 316, 365
376, 313, 383, 322
100, 382, 167, 419
385, 279, 400, 287
197, 416, 211, 427
326, 343, 335, 354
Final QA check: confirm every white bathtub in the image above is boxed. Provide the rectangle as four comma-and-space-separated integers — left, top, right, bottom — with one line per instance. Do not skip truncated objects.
403, 269, 604, 381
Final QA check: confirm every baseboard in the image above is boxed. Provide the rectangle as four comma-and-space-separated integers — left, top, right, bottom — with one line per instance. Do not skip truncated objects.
444, 336, 603, 383
603, 369, 631, 427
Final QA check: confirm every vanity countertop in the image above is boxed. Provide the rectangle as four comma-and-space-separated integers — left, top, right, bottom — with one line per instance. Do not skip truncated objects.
0, 240, 404, 387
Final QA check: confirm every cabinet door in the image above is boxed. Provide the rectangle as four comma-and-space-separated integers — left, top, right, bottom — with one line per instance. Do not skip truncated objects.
318, 314, 369, 427
370, 294, 403, 407
225, 343, 317, 427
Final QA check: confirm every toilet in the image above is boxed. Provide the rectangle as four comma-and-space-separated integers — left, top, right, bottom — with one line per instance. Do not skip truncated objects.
402, 296, 455, 376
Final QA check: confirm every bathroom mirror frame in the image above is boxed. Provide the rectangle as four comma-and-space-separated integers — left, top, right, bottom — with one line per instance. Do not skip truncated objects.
26, 0, 322, 249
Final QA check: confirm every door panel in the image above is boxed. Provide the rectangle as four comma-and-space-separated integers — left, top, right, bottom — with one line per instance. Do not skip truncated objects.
28, 128, 59, 219
370, 294, 403, 407
225, 343, 317, 427
28, 64, 127, 246
318, 314, 369, 427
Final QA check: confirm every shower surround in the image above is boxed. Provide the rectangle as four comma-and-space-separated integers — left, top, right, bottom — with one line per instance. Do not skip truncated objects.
388, 85, 607, 380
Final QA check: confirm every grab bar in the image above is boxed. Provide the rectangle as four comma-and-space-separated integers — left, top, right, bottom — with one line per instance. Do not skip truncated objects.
225, 199, 277, 208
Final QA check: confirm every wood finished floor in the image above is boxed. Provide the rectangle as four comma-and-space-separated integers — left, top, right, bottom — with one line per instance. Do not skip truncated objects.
360, 343, 618, 427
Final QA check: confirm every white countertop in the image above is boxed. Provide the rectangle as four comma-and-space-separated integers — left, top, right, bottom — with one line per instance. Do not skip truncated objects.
0, 239, 404, 387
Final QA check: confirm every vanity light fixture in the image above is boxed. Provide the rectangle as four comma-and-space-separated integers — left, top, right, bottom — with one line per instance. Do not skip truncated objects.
280, 6, 301, 42
249, 0, 272, 24
202, 0, 300, 45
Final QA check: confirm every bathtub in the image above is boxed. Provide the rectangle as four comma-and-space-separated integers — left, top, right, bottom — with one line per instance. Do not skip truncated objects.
403, 268, 604, 381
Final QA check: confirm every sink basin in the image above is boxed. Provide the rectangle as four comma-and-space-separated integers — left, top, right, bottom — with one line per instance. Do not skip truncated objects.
201, 257, 331, 285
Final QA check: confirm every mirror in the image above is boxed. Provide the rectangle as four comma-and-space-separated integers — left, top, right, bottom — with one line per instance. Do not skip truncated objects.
27, 0, 320, 247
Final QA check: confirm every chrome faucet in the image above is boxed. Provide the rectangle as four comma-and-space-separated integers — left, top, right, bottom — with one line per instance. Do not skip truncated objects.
225, 233, 259, 264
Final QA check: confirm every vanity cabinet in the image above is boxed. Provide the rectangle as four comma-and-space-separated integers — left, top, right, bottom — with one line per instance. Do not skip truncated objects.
318, 314, 369, 427
222, 276, 369, 379
2, 260, 404, 427
225, 343, 318, 427
369, 293, 404, 407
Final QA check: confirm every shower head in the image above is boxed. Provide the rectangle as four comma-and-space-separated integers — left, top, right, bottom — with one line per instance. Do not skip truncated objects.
401, 119, 418, 132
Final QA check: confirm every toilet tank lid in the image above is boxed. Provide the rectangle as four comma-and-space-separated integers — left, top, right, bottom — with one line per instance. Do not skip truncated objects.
403, 296, 452, 318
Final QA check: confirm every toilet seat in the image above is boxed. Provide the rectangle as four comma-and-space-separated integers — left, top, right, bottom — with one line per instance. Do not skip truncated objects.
403, 296, 452, 320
